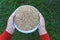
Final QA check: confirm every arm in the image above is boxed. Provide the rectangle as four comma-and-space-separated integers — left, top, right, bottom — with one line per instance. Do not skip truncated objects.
38, 28, 50, 40
0, 13, 16, 40
40, 33, 50, 40
38, 13, 50, 40
0, 30, 12, 40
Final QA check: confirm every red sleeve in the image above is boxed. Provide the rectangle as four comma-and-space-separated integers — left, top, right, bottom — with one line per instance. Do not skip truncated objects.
0, 30, 12, 40
40, 33, 50, 40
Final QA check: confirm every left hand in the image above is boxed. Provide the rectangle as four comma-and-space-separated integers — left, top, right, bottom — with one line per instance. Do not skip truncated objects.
6, 13, 16, 34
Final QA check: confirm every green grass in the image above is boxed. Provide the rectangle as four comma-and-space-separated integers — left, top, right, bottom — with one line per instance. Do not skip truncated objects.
0, 0, 60, 40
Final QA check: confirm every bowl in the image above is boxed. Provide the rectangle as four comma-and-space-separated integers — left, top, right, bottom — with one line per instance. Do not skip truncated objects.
13, 5, 40, 34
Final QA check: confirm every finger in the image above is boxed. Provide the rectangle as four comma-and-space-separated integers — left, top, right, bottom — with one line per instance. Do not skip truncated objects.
10, 12, 16, 18
9, 12, 16, 20
39, 13, 44, 21
39, 13, 45, 25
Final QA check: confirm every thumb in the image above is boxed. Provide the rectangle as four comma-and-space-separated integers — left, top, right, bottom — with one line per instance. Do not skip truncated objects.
39, 13, 45, 26
9, 12, 16, 20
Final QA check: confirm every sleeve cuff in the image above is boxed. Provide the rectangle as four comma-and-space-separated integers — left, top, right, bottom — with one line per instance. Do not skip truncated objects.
1, 30, 12, 40
39, 33, 50, 40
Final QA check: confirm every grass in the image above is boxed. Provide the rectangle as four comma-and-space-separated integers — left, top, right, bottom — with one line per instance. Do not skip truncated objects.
0, 0, 60, 40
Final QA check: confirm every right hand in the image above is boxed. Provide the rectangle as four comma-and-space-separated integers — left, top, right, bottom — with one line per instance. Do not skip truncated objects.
38, 13, 45, 29
38, 13, 47, 35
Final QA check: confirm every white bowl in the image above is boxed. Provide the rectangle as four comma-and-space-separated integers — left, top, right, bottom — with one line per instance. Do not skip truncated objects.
13, 5, 40, 34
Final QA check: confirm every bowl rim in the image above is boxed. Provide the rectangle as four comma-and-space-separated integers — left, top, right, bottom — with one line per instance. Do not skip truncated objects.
14, 22, 40, 34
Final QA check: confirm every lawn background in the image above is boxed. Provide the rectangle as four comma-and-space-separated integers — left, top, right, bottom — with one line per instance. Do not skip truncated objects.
0, 0, 60, 40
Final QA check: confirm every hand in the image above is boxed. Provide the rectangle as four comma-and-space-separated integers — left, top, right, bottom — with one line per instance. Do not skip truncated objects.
6, 13, 16, 34
38, 13, 47, 35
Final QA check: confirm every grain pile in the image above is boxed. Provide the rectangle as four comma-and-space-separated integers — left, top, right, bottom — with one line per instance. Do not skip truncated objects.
14, 5, 40, 31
